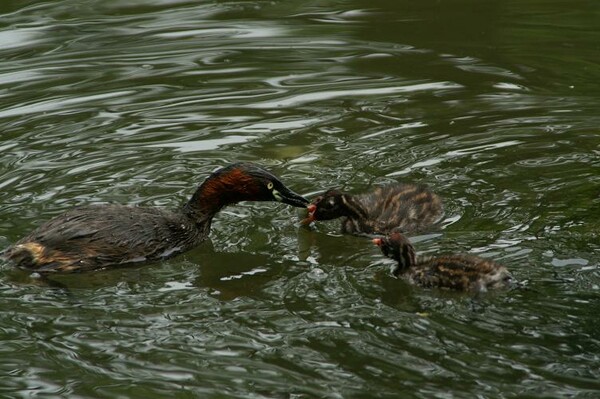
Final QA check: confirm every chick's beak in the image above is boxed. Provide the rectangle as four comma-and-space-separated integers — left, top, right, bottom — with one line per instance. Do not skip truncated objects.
300, 203, 317, 225
372, 238, 383, 247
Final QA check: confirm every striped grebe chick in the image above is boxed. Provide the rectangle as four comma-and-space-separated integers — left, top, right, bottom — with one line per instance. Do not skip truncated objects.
373, 232, 513, 292
302, 183, 443, 235
4, 163, 308, 273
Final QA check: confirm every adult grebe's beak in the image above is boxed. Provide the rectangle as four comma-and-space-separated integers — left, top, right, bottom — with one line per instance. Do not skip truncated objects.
274, 185, 309, 208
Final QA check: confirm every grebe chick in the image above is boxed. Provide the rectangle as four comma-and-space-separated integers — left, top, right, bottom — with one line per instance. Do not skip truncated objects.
373, 232, 513, 292
302, 183, 443, 235
4, 163, 308, 273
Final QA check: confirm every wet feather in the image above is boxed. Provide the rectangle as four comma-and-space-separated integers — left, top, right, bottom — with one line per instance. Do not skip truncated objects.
306, 183, 443, 235
374, 232, 513, 292
4, 163, 308, 273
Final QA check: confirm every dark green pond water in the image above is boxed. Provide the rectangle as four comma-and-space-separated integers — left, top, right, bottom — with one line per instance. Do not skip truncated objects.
1, 0, 599, 398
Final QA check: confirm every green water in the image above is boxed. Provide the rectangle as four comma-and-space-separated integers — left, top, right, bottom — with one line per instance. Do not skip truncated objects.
1, 0, 599, 398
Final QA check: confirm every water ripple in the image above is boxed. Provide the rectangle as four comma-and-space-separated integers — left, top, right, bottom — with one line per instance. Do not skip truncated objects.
1, 0, 599, 398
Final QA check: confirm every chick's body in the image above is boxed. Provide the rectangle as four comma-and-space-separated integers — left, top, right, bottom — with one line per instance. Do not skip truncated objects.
374, 232, 513, 293
305, 183, 443, 235
346, 184, 443, 234
406, 254, 512, 292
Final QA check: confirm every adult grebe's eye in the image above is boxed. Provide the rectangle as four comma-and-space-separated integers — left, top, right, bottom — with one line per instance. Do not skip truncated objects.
267, 182, 274, 190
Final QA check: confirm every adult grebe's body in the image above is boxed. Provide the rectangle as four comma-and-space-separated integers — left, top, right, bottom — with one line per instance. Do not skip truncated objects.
4, 163, 308, 273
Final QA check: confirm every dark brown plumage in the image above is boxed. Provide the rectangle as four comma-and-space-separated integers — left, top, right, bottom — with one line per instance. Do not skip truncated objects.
3, 163, 308, 273
302, 183, 443, 235
373, 232, 513, 292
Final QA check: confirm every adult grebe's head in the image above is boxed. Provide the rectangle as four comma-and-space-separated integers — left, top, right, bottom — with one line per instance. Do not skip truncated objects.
191, 163, 309, 214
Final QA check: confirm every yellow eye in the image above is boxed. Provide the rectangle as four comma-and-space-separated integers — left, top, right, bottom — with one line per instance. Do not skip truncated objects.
267, 182, 274, 190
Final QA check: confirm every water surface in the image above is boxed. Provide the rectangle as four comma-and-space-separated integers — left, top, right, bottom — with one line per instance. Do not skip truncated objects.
1, 0, 599, 398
